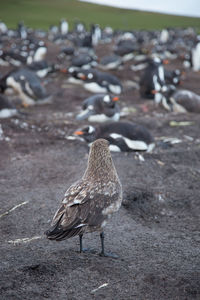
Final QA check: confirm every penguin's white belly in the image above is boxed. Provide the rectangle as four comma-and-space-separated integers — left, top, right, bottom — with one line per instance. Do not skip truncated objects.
0, 109, 17, 118
84, 82, 107, 93
109, 133, 148, 150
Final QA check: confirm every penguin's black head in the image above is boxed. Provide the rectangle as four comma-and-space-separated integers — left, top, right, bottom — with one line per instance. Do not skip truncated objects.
159, 85, 176, 111
73, 125, 96, 143
102, 94, 119, 108
83, 71, 95, 81
161, 84, 176, 98
148, 57, 162, 66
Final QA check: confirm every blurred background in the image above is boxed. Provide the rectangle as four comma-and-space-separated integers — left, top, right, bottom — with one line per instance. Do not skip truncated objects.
1, 0, 200, 31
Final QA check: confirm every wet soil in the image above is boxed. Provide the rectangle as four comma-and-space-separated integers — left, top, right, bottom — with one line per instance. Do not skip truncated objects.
0, 40, 200, 300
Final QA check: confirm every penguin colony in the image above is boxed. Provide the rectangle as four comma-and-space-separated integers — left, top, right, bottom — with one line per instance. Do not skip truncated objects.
0, 20, 199, 255
1, 21, 199, 149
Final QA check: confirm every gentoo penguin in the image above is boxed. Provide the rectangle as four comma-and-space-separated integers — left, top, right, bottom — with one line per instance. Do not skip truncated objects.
75, 32, 93, 48
60, 67, 92, 85
191, 41, 200, 72
0, 68, 50, 106
82, 69, 122, 94
33, 43, 47, 62
28, 60, 58, 78
91, 24, 101, 46
0, 50, 27, 67
17, 21, 27, 39
157, 84, 200, 113
182, 53, 192, 69
73, 121, 154, 152
140, 57, 167, 102
182, 41, 200, 71
60, 19, 69, 36
159, 29, 169, 44
48, 25, 59, 41
114, 38, 137, 62
45, 138, 122, 257
76, 94, 120, 122
74, 21, 86, 34
60, 47, 75, 57
71, 53, 97, 69
62, 68, 121, 93
27, 42, 47, 64
0, 95, 18, 118
164, 69, 181, 86
102, 26, 113, 43
99, 54, 122, 70
49, 24, 59, 35
0, 21, 7, 34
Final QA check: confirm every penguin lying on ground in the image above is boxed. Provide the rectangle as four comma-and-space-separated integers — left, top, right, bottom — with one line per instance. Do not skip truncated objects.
0, 68, 51, 106
61, 67, 122, 94
154, 84, 200, 113
72, 121, 154, 152
81, 69, 122, 94
0, 94, 19, 118
76, 94, 120, 122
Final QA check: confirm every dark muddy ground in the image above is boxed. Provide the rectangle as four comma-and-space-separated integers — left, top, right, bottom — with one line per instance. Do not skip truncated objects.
0, 40, 200, 300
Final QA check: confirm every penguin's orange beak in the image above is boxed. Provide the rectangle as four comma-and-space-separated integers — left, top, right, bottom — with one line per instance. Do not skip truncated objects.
74, 130, 84, 135
163, 59, 169, 65
112, 96, 119, 101
151, 90, 158, 94
60, 68, 68, 73
79, 74, 86, 80
22, 102, 30, 108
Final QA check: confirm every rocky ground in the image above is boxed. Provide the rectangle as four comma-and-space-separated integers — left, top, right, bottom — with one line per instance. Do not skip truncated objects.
0, 40, 200, 300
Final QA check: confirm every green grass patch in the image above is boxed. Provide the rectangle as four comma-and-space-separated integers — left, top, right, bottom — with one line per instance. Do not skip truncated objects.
1, 0, 200, 31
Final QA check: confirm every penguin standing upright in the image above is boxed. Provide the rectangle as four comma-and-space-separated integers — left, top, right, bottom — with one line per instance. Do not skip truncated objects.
91, 24, 101, 46
159, 29, 169, 44
191, 41, 200, 71
17, 21, 27, 39
60, 19, 69, 36
140, 57, 166, 102
0, 21, 7, 34
33, 42, 47, 62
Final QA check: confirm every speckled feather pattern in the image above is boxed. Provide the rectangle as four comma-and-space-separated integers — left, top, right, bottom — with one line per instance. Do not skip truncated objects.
46, 139, 122, 241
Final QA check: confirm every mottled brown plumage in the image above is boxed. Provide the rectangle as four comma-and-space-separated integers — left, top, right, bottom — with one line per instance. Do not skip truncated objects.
45, 138, 122, 255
